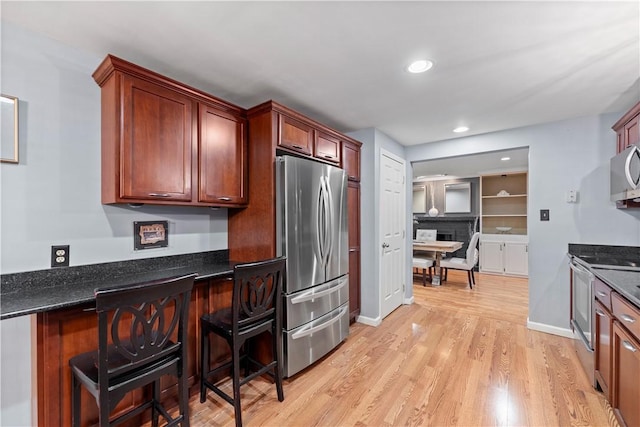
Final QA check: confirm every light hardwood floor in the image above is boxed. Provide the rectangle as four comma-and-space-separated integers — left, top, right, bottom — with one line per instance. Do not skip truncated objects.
164, 270, 615, 426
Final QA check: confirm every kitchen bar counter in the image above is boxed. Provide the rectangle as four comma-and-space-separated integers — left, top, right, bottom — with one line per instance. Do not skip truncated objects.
0, 250, 235, 320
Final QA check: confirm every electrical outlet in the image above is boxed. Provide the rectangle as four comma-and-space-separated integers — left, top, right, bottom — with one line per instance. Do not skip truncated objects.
51, 245, 70, 267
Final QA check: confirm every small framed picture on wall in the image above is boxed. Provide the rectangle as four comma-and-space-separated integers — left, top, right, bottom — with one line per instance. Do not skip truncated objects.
134, 220, 169, 250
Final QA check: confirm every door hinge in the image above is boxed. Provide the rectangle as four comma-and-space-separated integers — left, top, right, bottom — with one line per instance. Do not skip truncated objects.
403, 284, 405, 292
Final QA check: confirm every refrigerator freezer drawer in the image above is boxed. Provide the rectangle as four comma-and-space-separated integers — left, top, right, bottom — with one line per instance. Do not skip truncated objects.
284, 274, 349, 330
283, 302, 349, 378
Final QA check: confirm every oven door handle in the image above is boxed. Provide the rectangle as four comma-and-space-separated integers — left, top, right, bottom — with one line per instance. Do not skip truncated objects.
569, 260, 593, 279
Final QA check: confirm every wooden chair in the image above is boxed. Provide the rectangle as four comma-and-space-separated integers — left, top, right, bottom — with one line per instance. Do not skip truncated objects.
69, 274, 196, 427
440, 232, 480, 289
413, 256, 434, 286
200, 257, 286, 427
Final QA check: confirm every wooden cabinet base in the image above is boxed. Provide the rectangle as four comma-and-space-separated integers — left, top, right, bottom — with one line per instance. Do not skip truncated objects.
36, 278, 232, 427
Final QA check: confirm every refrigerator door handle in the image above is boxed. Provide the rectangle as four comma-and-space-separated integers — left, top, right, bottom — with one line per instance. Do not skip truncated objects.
290, 276, 348, 304
324, 173, 334, 266
291, 305, 348, 339
316, 179, 326, 266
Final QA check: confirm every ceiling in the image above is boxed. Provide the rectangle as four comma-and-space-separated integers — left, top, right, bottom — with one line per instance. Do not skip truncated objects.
2, 1, 639, 146
412, 147, 529, 181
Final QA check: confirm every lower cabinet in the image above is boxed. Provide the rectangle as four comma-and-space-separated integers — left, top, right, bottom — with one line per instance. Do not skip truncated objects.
479, 235, 528, 276
36, 278, 232, 427
612, 321, 640, 427
594, 299, 613, 400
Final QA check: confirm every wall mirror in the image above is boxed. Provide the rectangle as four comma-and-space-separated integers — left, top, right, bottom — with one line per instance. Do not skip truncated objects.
444, 182, 471, 213
1, 95, 19, 163
412, 185, 426, 213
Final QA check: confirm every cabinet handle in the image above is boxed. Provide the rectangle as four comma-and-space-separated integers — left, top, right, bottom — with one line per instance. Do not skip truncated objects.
292, 144, 304, 150
148, 193, 170, 198
348, 175, 358, 180
324, 155, 334, 159
218, 197, 232, 201
621, 313, 637, 323
622, 340, 638, 353
595, 308, 605, 317
596, 291, 607, 298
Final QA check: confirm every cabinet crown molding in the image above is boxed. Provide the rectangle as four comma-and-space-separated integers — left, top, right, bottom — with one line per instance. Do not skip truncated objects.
92, 54, 245, 116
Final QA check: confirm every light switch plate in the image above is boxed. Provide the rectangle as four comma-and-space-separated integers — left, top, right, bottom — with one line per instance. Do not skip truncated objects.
540, 209, 550, 221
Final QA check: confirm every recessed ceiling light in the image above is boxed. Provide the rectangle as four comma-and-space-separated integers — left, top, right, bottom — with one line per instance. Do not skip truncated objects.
501, 157, 511, 161
407, 59, 434, 73
453, 126, 469, 133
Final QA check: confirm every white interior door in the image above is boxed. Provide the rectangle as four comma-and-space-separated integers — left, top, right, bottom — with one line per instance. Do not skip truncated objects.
380, 151, 405, 319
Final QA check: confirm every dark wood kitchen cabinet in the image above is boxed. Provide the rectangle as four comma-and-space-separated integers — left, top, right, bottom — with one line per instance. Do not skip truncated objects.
344, 139, 362, 321
229, 100, 362, 322
36, 278, 232, 427
612, 321, 640, 427
198, 104, 247, 205
347, 180, 361, 321
93, 54, 247, 208
278, 113, 314, 156
613, 101, 640, 154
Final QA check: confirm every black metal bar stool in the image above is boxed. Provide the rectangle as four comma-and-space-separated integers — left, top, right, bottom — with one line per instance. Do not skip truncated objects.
199, 257, 286, 427
69, 274, 196, 427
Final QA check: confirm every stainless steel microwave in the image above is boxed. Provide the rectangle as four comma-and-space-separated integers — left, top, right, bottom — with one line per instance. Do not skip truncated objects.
611, 144, 640, 202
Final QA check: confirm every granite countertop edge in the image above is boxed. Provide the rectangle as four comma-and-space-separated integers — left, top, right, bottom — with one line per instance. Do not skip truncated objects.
0, 251, 235, 321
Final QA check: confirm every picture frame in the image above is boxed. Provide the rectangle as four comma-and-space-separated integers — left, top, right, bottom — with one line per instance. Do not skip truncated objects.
1, 94, 19, 163
133, 220, 169, 250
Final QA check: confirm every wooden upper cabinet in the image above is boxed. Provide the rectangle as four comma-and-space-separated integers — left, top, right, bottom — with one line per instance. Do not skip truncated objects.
93, 54, 247, 207
278, 114, 314, 155
342, 139, 361, 181
198, 104, 247, 205
613, 101, 640, 153
315, 131, 341, 164
121, 75, 194, 202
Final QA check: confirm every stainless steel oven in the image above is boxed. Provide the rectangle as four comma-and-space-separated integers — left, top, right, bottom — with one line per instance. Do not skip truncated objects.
569, 255, 595, 386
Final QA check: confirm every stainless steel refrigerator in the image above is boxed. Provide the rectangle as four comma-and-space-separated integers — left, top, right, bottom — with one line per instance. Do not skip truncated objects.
276, 155, 350, 377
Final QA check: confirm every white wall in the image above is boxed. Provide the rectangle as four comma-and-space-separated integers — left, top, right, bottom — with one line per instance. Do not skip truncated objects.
406, 112, 640, 331
347, 128, 409, 324
0, 23, 229, 425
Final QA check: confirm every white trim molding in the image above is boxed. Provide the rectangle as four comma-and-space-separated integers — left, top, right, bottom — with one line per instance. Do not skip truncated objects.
527, 318, 574, 339
356, 314, 382, 327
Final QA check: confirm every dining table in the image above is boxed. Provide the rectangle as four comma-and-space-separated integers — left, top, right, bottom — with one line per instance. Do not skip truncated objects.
413, 240, 463, 286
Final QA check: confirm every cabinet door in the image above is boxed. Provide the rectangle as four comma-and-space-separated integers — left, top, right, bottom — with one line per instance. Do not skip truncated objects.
347, 181, 361, 321
623, 113, 639, 149
198, 104, 247, 205
504, 242, 528, 276
595, 300, 613, 400
342, 140, 361, 182
480, 241, 503, 273
315, 131, 341, 164
278, 114, 313, 155
612, 322, 640, 427
121, 75, 193, 201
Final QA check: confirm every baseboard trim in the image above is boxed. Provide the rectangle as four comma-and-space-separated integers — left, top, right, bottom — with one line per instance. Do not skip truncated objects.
356, 314, 382, 327
403, 296, 414, 305
527, 318, 574, 339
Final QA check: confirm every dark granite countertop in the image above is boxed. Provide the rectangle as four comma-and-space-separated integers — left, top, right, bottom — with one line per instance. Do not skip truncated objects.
0, 250, 235, 320
568, 243, 640, 309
